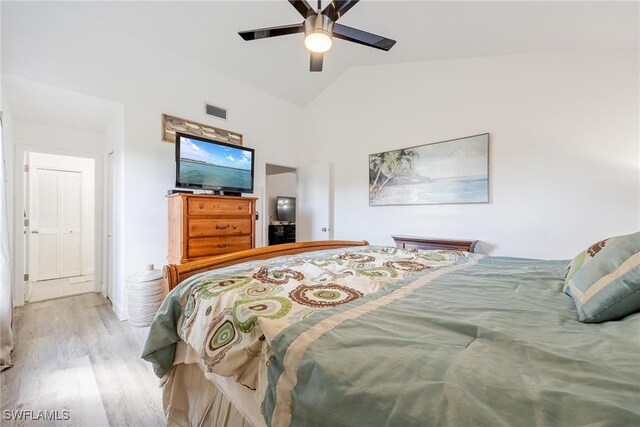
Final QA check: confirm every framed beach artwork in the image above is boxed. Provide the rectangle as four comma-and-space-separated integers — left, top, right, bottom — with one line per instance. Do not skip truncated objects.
369, 133, 489, 206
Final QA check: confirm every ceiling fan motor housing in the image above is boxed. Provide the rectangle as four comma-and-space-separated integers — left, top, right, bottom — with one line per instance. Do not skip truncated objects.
304, 13, 334, 39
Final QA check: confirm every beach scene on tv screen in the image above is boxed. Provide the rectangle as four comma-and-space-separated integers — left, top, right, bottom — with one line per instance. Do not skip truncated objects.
179, 137, 252, 189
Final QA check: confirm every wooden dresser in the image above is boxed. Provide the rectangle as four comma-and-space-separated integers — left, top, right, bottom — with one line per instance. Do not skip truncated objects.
168, 194, 257, 264
392, 235, 479, 253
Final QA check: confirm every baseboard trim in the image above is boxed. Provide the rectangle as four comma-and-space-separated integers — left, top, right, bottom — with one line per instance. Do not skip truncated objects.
111, 299, 128, 321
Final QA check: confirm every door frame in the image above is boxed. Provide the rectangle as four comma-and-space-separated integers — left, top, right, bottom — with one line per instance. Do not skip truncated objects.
263, 163, 298, 247
105, 151, 114, 299
12, 144, 103, 306
23, 152, 32, 301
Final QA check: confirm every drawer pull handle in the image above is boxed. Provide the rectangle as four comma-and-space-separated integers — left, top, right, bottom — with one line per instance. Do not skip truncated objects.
199, 204, 205, 209
238, 206, 243, 210
215, 243, 230, 248
216, 224, 230, 230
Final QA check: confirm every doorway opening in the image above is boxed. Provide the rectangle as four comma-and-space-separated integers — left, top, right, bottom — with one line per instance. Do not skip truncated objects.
24, 151, 95, 302
264, 164, 297, 247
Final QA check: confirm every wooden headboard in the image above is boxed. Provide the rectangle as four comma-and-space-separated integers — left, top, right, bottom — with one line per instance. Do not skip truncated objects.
164, 240, 369, 290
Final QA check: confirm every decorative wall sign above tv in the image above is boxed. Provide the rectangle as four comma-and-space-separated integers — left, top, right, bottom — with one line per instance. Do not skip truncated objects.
369, 133, 489, 206
162, 114, 243, 146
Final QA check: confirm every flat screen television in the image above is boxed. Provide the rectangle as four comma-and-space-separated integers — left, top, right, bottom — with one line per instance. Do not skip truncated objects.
175, 132, 255, 194
276, 196, 296, 223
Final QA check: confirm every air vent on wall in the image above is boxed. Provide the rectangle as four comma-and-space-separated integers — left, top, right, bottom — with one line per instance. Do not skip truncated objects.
205, 103, 227, 120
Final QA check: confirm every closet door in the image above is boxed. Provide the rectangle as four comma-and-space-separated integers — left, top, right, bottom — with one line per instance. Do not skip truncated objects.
33, 169, 60, 281
59, 171, 82, 277
31, 168, 83, 281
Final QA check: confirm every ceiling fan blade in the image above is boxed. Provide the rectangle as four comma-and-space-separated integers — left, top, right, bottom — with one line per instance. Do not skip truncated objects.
238, 23, 304, 41
310, 52, 324, 72
289, 0, 316, 18
322, 0, 359, 22
333, 23, 396, 51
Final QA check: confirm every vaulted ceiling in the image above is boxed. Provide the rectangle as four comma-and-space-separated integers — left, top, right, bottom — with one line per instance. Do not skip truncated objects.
2, 1, 638, 106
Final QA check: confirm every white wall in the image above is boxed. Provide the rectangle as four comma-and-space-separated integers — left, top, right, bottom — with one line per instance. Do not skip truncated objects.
13, 119, 104, 156
303, 49, 640, 259
27, 152, 95, 276
266, 172, 297, 223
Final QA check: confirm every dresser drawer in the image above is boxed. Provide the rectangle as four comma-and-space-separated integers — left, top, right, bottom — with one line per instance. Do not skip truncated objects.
188, 218, 251, 238
188, 198, 252, 216
168, 194, 257, 265
187, 236, 252, 258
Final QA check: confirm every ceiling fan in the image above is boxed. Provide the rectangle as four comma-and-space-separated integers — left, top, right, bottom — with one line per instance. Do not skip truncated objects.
238, 0, 396, 72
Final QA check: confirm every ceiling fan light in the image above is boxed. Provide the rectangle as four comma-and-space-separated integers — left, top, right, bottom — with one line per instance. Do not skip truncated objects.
305, 30, 332, 53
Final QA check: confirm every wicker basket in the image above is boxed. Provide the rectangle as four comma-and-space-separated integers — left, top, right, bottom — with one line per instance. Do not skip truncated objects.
126, 264, 168, 327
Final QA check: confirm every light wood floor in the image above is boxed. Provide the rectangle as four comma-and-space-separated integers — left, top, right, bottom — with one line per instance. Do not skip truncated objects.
1, 293, 165, 426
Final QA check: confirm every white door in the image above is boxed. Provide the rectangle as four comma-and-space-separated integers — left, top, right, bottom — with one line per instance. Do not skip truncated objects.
59, 171, 82, 277
297, 163, 332, 241
31, 169, 60, 281
30, 168, 82, 281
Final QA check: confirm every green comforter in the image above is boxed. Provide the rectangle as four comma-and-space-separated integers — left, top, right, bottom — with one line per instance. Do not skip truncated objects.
142, 247, 640, 427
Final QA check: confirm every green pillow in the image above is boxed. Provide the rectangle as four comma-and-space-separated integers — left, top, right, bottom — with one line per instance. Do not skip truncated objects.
563, 231, 640, 323
565, 237, 610, 283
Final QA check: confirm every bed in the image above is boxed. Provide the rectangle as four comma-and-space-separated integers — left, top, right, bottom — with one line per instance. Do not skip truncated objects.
142, 240, 640, 427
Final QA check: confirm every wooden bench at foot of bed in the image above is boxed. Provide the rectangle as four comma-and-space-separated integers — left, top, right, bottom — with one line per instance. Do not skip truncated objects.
164, 240, 370, 290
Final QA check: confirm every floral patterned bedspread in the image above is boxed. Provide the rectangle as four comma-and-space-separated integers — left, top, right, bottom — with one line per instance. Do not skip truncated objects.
143, 247, 640, 427
142, 246, 472, 389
